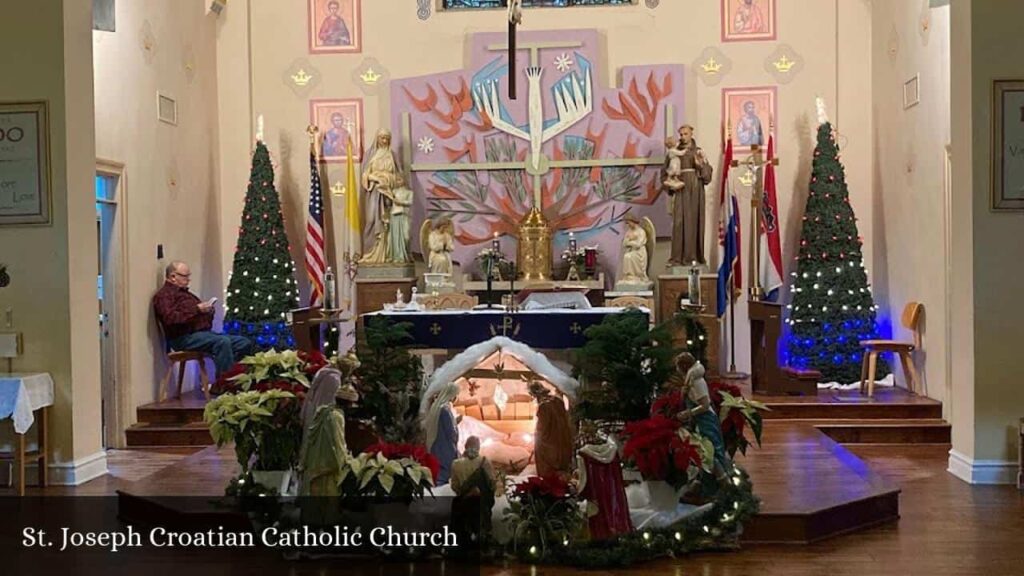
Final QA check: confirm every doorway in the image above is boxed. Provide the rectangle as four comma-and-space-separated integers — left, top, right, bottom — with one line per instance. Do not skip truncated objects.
96, 160, 130, 449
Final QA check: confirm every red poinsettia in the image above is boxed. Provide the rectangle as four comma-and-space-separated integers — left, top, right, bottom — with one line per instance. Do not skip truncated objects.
622, 414, 703, 488
511, 475, 572, 500
651, 390, 686, 419
709, 381, 742, 408
254, 379, 307, 400
298, 350, 328, 376
363, 442, 441, 482
211, 363, 247, 395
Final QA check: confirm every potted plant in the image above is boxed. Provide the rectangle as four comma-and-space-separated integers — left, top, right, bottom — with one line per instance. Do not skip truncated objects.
213, 349, 327, 395
709, 381, 769, 458
621, 411, 707, 510
573, 310, 676, 423
504, 475, 583, 560
339, 442, 438, 501
351, 318, 424, 444
204, 389, 303, 494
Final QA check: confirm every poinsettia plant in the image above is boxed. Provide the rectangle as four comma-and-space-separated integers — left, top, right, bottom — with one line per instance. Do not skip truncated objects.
212, 349, 327, 395
338, 442, 438, 501
203, 389, 303, 473
504, 475, 583, 559
709, 381, 769, 458
621, 414, 706, 490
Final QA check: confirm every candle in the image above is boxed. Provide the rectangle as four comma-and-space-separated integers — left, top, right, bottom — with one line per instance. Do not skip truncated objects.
492, 232, 500, 252
688, 261, 701, 306
568, 231, 577, 253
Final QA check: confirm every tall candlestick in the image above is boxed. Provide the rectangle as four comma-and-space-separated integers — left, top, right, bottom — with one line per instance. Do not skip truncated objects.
568, 231, 577, 253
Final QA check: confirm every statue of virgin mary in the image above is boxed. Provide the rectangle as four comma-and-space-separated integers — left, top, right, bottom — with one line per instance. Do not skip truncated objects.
360, 129, 405, 264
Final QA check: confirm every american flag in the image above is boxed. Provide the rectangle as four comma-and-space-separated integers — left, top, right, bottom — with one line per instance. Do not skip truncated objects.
305, 150, 326, 306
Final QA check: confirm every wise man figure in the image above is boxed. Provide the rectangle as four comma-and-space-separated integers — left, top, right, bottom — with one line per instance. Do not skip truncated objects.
664, 125, 713, 267
529, 381, 574, 478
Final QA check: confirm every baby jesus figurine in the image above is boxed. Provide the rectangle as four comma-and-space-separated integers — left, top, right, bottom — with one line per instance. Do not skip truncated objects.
662, 137, 686, 192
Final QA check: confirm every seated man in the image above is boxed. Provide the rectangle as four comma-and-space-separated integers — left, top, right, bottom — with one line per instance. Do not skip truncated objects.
153, 261, 253, 374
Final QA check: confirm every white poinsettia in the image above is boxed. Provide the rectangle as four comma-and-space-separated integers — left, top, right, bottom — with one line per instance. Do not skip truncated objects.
231, 348, 311, 389
339, 451, 434, 499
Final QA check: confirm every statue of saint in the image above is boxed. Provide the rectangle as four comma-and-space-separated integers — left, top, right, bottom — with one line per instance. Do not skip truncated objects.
421, 218, 455, 275
388, 186, 414, 263
360, 129, 405, 265
617, 214, 655, 289
664, 125, 713, 267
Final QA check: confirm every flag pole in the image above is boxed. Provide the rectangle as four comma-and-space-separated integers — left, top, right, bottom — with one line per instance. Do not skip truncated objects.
723, 183, 748, 381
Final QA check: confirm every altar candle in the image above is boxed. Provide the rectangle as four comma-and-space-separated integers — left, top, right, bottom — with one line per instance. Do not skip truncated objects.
584, 247, 597, 269
569, 231, 577, 253
492, 232, 500, 252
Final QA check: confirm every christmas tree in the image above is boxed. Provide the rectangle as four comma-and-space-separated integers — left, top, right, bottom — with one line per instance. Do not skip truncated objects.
786, 108, 887, 383
223, 140, 301, 349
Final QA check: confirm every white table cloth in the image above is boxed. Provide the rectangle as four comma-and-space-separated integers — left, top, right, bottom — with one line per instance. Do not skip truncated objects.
0, 373, 55, 434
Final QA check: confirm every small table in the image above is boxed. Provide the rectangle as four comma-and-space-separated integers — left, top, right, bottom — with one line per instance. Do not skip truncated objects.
0, 373, 53, 495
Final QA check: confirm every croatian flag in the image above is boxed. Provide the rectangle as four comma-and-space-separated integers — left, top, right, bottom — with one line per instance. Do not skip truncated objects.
760, 135, 784, 301
717, 138, 742, 317
305, 150, 326, 306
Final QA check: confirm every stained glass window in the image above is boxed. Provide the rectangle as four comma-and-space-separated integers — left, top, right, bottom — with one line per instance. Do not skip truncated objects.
444, 0, 632, 10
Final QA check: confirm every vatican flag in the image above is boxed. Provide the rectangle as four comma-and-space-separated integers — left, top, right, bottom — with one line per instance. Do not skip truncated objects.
338, 138, 360, 352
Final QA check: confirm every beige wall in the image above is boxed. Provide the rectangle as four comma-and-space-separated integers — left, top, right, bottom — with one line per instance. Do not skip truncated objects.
93, 0, 222, 414
964, 0, 1024, 465
0, 0, 102, 480
871, 3, 952, 409
217, 0, 876, 375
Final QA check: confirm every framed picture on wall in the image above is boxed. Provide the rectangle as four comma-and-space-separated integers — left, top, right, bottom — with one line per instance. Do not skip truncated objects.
0, 101, 51, 226
308, 0, 362, 54
310, 98, 363, 163
722, 86, 777, 153
721, 0, 776, 43
991, 80, 1024, 211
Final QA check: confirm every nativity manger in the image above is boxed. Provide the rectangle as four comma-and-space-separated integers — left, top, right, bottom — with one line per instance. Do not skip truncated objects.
420, 336, 577, 477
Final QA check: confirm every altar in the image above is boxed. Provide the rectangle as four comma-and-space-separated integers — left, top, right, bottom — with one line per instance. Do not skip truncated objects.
361, 307, 645, 350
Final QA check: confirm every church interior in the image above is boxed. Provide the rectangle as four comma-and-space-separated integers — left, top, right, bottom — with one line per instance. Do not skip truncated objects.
1, 0, 1023, 574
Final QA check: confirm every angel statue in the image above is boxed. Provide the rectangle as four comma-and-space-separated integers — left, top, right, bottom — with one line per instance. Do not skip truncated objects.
616, 213, 655, 291
420, 218, 455, 276
360, 129, 405, 265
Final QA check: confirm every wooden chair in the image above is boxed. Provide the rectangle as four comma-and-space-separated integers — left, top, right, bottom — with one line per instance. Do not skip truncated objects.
859, 302, 923, 397
421, 292, 478, 311
157, 324, 212, 401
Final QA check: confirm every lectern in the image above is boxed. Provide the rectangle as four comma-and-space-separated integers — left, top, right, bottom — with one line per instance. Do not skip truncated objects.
288, 307, 349, 353
749, 301, 814, 394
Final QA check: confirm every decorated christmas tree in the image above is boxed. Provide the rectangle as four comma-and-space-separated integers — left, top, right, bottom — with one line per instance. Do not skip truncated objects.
223, 140, 301, 349
786, 101, 887, 383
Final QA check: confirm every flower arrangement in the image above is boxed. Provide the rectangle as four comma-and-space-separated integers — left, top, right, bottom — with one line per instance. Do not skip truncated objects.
203, 389, 303, 474
338, 442, 438, 501
213, 349, 327, 395
621, 414, 705, 490
709, 381, 769, 458
504, 475, 583, 559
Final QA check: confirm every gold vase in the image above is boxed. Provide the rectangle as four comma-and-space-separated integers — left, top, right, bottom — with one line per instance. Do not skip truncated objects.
517, 207, 552, 281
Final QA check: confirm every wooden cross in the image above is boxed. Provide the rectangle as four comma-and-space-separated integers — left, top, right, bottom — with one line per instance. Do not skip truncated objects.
729, 119, 781, 301
507, 0, 523, 100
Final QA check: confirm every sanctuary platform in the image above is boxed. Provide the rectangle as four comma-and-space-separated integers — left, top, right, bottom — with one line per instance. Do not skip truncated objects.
119, 385, 946, 544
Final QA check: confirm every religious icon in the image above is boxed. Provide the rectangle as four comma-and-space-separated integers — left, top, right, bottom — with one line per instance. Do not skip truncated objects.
722, 87, 776, 153
721, 0, 776, 43
309, 99, 363, 162
308, 0, 361, 54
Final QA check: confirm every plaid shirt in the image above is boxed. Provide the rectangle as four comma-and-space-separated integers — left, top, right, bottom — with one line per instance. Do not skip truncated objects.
153, 282, 212, 340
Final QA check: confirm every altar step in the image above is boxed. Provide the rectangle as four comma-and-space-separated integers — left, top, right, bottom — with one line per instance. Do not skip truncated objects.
756, 386, 943, 421
125, 391, 212, 448
812, 419, 951, 445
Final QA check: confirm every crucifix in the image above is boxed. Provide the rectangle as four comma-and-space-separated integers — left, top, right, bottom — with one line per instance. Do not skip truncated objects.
730, 118, 781, 301
507, 0, 523, 100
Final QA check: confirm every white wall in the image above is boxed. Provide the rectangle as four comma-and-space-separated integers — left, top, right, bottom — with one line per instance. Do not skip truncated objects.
217, 0, 877, 375
871, 3, 952, 408
93, 0, 222, 413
